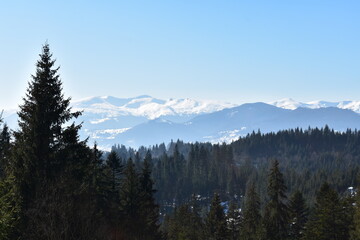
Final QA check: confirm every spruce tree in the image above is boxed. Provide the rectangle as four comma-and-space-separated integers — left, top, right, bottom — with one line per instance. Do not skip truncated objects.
9, 43, 94, 239
120, 159, 143, 239
0, 175, 19, 240
288, 191, 308, 240
14, 43, 81, 181
264, 159, 289, 240
205, 193, 228, 240
139, 150, 162, 240
12, 43, 81, 201
0, 117, 18, 239
166, 204, 193, 240
351, 187, 360, 239
227, 201, 241, 240
189, 194, 205, 239
241, 182, 262, 240
304, 182, 350, 240
106, 150, 122, 192
0, 120, 11, 178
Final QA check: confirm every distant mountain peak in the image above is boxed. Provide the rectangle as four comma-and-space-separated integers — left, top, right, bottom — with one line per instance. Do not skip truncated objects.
269, 98, 360, 113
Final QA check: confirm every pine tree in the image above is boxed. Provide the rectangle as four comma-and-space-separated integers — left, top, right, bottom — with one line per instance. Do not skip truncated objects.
288, 191, 308, 240
205, 193, 229, 240
139, 150, 162, 240
0, 116, 18, 239
0, 175, 19, 240
241, 182, 262, 240
351, 187, 360, 239
120, 159, 143, 239
9, 44, 96, 239
14, 43, 81, 182
303, 182, 351, 240
166, 204, 192, 240
227, 201, 241, 240
189, 194, 205, 239
264, 159, 289, 240
12, 43, 81, 200
106, 150, 122, 192
165, 196, 204, 240
0, 120, 11, 178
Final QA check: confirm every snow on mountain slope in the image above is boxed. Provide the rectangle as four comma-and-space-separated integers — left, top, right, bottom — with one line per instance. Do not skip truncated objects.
97, 103, 360, 149
3, 96, 360, 150
73, 95, 235, 120
270, 98, 360, 113
71, 95, 235, 149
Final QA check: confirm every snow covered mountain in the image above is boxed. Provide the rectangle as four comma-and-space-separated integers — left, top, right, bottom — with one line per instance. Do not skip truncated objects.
72, 95, 236, 149
73, 95, 235, 119
108, 103, 360, 148
3, 96, 360, 150
270, 98, 360, 113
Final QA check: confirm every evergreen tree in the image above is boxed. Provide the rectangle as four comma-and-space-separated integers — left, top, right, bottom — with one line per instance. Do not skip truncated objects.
165, 195, 205, 240
288, 191, 308, 240
304, 182, 351, 240
0, 175, 19, 240
13, 43, 81, 182
166, 204, 193, 240
227, 201, 241, 240
189, 194, 205, 239
0, 121, 11, 178
241, 182, 262, 240
351, 186, 360, 239
264, 160, 289, 240
120, 159, 143, 239
9, 43, 96, 239
106, 150, 122, 192
205, 193, 228, 240
139, 150, 162, 239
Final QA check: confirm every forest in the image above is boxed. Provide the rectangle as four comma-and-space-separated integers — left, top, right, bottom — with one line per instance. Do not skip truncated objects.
1, 44, 360, 240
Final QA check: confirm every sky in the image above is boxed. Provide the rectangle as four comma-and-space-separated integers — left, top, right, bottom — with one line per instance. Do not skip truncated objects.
0, 1, 359, 109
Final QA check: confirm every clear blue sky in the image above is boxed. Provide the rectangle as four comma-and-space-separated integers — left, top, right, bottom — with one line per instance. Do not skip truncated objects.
1, 1, 359, 109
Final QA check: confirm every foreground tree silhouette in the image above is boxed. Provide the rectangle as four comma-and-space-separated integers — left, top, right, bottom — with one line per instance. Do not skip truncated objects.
10, 43, 99, 239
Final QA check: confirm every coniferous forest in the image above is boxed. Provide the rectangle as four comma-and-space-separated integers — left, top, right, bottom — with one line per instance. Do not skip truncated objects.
1, 45, 360, 239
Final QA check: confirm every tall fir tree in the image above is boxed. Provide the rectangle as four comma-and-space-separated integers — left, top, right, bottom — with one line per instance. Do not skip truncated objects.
120, 158, 143, 239
205, 193, 229, 240
264, 159, 289, 240
9, 43, 97, 239
288, 191, 308, 240
139, 150, 162, 240
106, 150, 123, 192
351, 186, 360, 239
304, 182, 351, 240
0, 120, 11, 178
227, 201, 241, 240
0, 116, 19, 240
241, 182, 262, 240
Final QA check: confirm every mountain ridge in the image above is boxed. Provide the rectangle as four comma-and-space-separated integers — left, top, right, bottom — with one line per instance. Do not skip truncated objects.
3, 95, 360, 149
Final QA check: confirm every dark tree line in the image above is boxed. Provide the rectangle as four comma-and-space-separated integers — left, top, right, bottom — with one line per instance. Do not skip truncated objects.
163, 159, 356, 240
110, 127, 360, 212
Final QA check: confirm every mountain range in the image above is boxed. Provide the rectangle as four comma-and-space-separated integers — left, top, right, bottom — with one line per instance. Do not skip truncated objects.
3, 96, 360, 149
